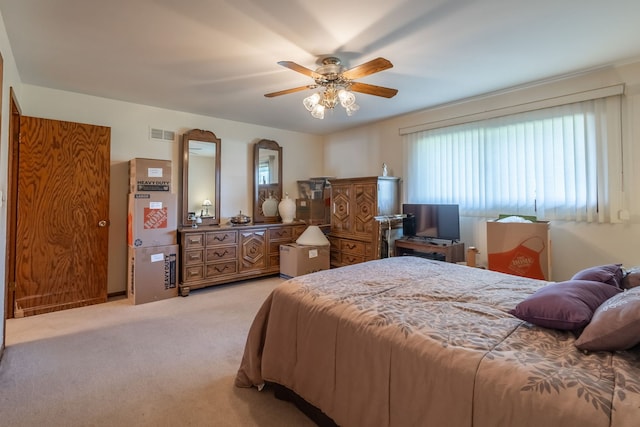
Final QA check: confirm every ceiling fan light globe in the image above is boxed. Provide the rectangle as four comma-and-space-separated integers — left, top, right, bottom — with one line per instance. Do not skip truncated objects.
338, 89, 356, 107
303, 92, 321, 111
311, 104, 325, 119
345, 103, 360, 116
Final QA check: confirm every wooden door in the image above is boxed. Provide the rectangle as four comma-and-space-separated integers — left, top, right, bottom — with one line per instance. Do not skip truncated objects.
15, 116, 110, 317
4, 89, 20, 321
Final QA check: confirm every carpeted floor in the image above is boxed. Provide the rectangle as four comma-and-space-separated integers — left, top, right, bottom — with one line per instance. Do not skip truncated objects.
0, 277, 316, 427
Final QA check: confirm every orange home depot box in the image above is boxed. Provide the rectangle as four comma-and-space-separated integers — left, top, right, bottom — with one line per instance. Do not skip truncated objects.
487, 220, 551, 280
280, 243, 330, 279
129, 158, 172, 192
127, 193, 177, 247
128, 245, 179, 305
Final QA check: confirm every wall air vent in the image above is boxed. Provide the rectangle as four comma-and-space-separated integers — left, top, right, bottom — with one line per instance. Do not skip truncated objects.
149, 127, 176, 142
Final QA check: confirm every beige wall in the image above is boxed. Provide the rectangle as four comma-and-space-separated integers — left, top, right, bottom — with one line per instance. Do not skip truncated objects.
324, 61, 640, 281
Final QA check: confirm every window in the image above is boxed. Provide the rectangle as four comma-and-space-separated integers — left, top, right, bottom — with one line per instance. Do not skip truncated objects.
403, 96, 622, 223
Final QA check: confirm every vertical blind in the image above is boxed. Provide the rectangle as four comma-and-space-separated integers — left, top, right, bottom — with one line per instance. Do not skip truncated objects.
403, 96, 622, 223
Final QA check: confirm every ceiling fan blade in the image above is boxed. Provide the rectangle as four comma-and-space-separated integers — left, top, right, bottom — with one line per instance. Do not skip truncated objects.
350, 82, 398, 98
264, 85, 313, 98
341, 57, 393, 80
278, 61, 323, 79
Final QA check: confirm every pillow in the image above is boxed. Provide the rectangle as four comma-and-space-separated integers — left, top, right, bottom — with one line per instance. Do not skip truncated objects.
574, 287, 640, 351
509, 280, 622, 330
571, 264, 624, 288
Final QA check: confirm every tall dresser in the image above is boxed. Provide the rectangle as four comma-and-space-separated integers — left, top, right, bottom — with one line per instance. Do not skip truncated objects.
328, 176, 401, 267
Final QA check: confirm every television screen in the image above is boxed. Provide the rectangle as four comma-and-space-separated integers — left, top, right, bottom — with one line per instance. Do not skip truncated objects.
402, 204, 460, 241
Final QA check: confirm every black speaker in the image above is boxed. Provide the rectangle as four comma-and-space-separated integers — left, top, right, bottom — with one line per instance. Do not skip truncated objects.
403, 214, 415, 237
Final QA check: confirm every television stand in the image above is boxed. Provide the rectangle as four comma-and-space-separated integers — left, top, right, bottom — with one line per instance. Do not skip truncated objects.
395, 237, 465, 263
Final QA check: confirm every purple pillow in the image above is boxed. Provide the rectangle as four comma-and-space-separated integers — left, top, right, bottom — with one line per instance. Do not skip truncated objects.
509, 280, 622, 330
571, 264, 624, 288
574, 288, 640, 351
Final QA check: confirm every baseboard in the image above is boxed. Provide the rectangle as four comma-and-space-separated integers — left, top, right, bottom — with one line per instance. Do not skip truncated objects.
107, 290, 126, 300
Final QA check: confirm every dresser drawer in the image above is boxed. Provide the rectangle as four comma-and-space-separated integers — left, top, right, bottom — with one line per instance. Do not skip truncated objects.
205, 261, 237, 277
206, 230, 237, 246
340, 239, 366, 256
341, 253, 365, 265
269, 227, 292, 241
206, 246, 237, 262
269, 241, 285, 254
184, 249, 203, 265
292, 225, 307, 239
184, 233, 204, 249
184, 265, 204, 281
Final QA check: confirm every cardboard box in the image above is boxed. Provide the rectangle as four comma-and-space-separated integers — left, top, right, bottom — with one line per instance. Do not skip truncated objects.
128, 245, 179, 305
296, 198, 329, 225
129, 158, 172, 192
127, 192, 178, 247
280, 243, 330, 278
487, 220, 551, 280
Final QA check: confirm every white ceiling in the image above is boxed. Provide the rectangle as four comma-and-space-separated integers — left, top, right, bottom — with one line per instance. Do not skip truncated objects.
2, 0, 640, 135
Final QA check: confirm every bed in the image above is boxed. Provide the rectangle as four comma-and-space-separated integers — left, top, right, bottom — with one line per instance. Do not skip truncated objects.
235, 256, 640, 427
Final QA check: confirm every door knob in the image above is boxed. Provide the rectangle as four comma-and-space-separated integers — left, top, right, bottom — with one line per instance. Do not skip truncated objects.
98, 220, 109, 227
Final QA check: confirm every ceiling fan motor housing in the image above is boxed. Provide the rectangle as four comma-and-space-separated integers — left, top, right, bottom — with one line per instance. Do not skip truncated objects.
316, 57, 344, 82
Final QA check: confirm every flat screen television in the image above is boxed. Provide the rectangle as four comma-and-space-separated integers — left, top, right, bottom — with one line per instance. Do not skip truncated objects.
402, 203, 460, 242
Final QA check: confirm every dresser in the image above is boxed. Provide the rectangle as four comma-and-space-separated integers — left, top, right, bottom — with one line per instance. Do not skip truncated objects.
328, 176, 401, 267
179, 222, 307, 295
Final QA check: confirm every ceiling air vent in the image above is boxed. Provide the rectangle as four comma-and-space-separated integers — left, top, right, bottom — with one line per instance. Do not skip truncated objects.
149, 127, 176, 142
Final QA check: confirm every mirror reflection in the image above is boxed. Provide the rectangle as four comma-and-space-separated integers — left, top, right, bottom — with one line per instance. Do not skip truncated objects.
188, 140, 217, 217
182, 129, 221, 227
253, 139, 282, 223
258, 148, 279, 185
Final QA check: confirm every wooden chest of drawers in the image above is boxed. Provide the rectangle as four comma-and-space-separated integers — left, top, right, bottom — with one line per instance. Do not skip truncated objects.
329, 176, 401, 267
179, 222, 307, 295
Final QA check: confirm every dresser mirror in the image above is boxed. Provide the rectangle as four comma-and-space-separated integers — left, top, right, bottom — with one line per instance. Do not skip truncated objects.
182, 129, 221, 226
253, 139, 282, 223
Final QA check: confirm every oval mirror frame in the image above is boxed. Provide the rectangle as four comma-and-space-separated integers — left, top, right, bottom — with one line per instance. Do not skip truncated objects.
181, 129, 221, 227
253, 139, 282, 223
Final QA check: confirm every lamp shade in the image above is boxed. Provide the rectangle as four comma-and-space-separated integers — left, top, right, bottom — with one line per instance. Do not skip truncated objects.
296, 225, 330, 246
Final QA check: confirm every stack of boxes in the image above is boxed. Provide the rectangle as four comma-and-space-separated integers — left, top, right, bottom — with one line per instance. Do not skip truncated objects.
127, 158, 179, 304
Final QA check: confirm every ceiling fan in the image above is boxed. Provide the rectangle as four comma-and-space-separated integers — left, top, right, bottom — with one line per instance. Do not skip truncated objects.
265, 57, 398, 119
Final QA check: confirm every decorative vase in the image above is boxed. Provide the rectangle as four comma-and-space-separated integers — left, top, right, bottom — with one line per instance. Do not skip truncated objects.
278, 193, 296, 223
262, 194, 278, 217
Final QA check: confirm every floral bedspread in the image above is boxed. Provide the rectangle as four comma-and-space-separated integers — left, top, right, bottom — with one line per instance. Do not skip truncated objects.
236, 257, 640, 427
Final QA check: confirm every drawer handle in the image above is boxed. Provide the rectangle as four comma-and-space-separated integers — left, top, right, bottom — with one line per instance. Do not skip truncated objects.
189, 254, 200, 260
189, 238, 201, 244
214, 249, 229, 257
214, 265, 232, 273
188, 270, 200, 278
213, 235, 229, 242
275, 231, 286, 237
346, 243, 356, 250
